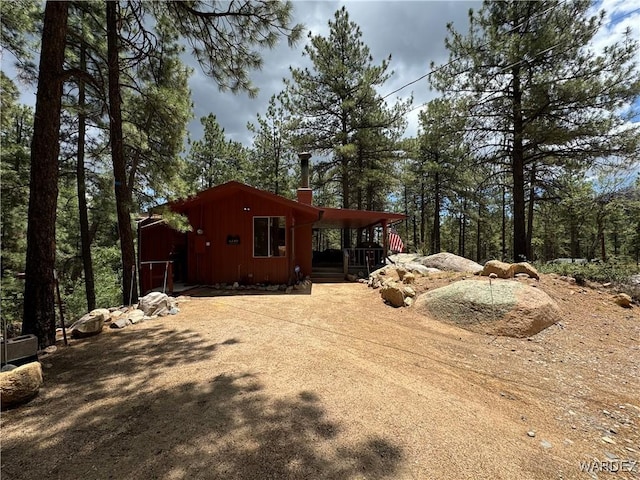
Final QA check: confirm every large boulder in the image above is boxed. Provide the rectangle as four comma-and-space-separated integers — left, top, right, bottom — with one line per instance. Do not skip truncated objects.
402, 263, 440, 275
481, 260, 540, 280
138, 292, 176, 317
481, 260, 513, 279
0, 362, 43, 409
70, 309, 106, 338
512, 262, 539, 280
388, 253, 421, 264
414, 279, 560, 338
418, 253, 483, 273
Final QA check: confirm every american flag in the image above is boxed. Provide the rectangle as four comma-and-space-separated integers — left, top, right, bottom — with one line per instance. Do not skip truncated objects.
388, 227, 404, 253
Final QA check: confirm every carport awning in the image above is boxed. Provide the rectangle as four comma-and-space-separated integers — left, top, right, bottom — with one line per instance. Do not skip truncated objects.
314, 207, 406, 230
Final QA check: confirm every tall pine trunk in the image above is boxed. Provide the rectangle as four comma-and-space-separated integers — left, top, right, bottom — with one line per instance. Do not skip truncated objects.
511, 65, 527, 261
501, 182, 507, 261
419, 179, 426, 251
341, 156, 351, 248
476, 201, 482, 263
22, 1, 69, 348
526, 161, 536, 260
107, 0, 138, 305
77, 31, 96, 311
431, 171, 441, 253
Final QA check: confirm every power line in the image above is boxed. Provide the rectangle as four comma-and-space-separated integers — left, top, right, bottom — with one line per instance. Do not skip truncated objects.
382, 1, 562, 100
405, 40, 563, 115
382, 3, 640, 102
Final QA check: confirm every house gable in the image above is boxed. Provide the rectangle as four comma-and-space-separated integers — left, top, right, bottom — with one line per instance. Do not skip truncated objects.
175, 182, 319, 285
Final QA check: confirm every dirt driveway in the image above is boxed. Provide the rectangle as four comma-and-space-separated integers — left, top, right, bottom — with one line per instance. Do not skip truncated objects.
2, 279, 639, 479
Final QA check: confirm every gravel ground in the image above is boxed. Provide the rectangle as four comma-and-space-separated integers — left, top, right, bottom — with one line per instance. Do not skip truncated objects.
1, 275, 639, 479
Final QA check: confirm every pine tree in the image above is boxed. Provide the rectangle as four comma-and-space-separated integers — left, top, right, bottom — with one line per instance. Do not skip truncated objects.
247, 92, 296, 196
0, 74, 33, 324
431, 0, 640, 261
22, 1, 68, 347
106, 0, 301, 303
187, 114, 250, 189
286, 6, 409, 247
0, 0, 41, 78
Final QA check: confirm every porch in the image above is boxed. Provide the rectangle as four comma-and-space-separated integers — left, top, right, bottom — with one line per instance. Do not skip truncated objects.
310, 207, 405, 282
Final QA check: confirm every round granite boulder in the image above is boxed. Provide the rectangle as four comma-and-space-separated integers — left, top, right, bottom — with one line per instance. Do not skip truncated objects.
414, 279, 560, 338
418, 252, 483, 274
0, 361, 43, 409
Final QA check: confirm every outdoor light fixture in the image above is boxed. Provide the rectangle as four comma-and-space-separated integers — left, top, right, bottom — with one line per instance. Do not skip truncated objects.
196, 228, 203, 235
243, 206, 251, 211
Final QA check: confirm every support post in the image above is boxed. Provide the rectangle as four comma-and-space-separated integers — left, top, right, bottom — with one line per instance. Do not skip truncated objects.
382, 220, 389, 261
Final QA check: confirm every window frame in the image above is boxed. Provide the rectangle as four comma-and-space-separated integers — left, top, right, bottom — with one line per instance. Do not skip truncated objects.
253, 216, 287, 258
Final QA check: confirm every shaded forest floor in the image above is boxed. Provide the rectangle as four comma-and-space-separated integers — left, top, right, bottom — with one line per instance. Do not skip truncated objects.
2, 275, 639, 479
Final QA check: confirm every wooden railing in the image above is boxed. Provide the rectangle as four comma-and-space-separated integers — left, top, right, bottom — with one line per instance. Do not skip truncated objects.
140, 261, 173, 294
342, 248, 385, 275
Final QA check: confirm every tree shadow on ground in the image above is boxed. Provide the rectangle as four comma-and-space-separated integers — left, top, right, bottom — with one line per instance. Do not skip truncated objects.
2, 324, 402, 479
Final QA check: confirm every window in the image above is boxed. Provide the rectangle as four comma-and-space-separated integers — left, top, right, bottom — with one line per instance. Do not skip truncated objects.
253, 216, 286, 257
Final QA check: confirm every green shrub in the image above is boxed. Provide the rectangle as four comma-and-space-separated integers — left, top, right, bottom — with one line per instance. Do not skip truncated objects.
538, 259, 640, 301
62, 246, 122, 323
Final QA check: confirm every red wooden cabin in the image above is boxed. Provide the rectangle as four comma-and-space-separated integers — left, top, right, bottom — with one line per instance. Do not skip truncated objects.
138, 156, 405, 293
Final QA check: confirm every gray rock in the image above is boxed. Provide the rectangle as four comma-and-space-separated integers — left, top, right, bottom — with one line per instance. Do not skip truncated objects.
388, 253, 421, 264
402, 263, 440, 275
402, 285, 416, 298
126, 310, 145, 324
70, 310, 105, 338
138, 292, 176, 317
540, 440, 552, 449
418, 252, 483, 273
527, 431, 536, 438
414, 279, 560, 338
110, 318, 132, 329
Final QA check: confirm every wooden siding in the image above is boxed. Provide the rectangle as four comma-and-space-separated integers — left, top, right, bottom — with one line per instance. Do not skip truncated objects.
138, 222, 185, 292
138, 181, 403, 289
183, 189, 316, 285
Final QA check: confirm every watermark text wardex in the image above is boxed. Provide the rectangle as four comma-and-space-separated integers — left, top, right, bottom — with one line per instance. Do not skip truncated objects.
579, 459, 637, 473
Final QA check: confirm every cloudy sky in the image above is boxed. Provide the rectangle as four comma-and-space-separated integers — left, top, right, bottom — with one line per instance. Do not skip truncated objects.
3, 0, 639, 149
185, 0, 640, 148
187, 0, 481, 145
